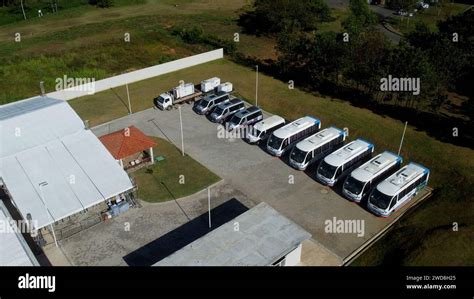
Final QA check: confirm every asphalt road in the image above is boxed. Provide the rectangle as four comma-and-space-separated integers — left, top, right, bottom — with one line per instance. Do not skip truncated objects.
326, 0, 402, 43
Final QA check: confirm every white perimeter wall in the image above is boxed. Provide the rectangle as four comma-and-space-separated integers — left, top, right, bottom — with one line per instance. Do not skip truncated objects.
25, 48, 224, 102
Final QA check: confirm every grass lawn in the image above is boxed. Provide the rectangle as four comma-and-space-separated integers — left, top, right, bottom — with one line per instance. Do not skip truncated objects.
71, 58, 474, 265
389, 3, 469, 34
130, 137, 220, 203
318, 8, 349, 33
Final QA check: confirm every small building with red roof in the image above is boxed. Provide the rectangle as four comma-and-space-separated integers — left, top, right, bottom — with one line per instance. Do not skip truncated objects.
99, 126, 157, 171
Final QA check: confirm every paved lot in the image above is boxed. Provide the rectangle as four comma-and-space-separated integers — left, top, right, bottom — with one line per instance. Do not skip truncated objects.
89, 105, 430, 261
59, 182, 256, 266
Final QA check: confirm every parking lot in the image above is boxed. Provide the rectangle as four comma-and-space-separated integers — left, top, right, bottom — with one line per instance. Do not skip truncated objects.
82, 104, 431, 263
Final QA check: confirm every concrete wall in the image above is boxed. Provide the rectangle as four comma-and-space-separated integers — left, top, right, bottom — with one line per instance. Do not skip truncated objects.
30, 49, 224, 102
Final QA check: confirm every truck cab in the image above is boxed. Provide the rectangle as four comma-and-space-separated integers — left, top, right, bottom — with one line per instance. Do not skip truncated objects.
154, 93, 173, 110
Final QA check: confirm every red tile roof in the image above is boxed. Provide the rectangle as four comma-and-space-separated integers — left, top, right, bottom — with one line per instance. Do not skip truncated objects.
99, 126, 157, 160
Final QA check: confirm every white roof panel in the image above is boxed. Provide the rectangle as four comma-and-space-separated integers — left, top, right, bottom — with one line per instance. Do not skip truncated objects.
376, 163, 429, 196
0, 97, 133, 229
252, 115, 285, 132
0, 202, 39, 266
296, 127, 345, 153
273, 116, 320, 139
324, 139, 374, 167
350, 151, 401, 183
0, 97, 85, 158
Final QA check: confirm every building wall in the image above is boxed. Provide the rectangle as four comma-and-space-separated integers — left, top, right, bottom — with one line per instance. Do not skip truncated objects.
284, 244, 303, 266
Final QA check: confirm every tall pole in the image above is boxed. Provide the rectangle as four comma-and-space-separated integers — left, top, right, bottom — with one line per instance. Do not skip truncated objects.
398, 121, 408, 156
178, 106, 184, 156
20, 0, 27, 20
39, 182, 58, 247
208, 187, 211, 228
126, 84, 132, 114
255, 65, 259, 107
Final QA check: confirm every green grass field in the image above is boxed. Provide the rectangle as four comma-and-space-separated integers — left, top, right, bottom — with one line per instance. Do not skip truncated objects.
130, 137, 220, 203
70, 58, 474, 265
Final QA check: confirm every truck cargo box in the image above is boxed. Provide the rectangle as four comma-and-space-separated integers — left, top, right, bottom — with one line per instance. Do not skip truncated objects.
217, 82, 233, 93
201, 77, 221, 93
173, 83, 195, 99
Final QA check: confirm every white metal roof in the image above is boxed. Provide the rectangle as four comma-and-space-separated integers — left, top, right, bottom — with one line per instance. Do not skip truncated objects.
273, 116, 320, 139
0, 202, 39, 266
375, 163, 429, 196
324, 139, 374, 167
154, 202, 311, 266
0, 97, 133, 229
295, 127, 345, 153
350, 151, 401, 183
252, 115, 285, 132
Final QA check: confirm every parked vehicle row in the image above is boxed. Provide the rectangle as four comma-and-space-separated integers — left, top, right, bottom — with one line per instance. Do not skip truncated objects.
154, 77, 233, 110
158, 77, 429, 217
252, 114, 429, 217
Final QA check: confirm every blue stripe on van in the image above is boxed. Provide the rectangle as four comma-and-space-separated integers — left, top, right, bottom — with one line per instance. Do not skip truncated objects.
383, 150, 403, 164
329, 126, 346, 136
307, 116, 321, 125
409, 162, 430, 174
356, 138, 374, 150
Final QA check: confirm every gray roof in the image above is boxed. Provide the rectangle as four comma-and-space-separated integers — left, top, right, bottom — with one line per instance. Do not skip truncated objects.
154, 202, 311, 266
0, 202, 39, 266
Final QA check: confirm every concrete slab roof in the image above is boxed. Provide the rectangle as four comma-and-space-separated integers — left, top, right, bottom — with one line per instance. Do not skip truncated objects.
154, 202, 311, 266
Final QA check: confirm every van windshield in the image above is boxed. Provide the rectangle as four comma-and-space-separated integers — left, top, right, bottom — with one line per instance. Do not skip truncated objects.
344, 176, 365, 195
229, 115, 242, 126
290, 147, 308, 164
249, 126, 261, 137
267, 135, 283, 150
213, 107, 224, 116
200, 99, 210, 108
369, 189, 393, 210
318, 161, 337, 179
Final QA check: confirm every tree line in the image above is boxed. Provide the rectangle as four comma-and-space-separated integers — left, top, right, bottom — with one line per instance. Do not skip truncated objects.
241, 0, 473, 120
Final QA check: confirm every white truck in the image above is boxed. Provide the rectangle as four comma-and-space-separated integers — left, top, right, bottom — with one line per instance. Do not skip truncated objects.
154, 82, 203, 110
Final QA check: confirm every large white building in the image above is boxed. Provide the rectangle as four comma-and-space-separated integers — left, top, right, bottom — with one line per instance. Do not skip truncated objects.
0, 96, 133, 232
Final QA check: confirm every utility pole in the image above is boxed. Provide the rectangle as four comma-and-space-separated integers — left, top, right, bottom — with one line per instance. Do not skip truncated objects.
20, 0, 27, 20
398, 121, 408, 156
255, 65, 259, 107
178, 106, 184, 156
38, 182, 58, 248
208, 187, 211, 228
126, 84, 132, 114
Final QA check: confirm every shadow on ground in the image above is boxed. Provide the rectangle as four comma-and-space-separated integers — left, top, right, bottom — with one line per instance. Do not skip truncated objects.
123, 198, 249, 266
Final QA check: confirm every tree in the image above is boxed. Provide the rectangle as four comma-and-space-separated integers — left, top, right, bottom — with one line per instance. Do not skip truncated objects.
239, 0, 331, 35
343, 0, 378, 36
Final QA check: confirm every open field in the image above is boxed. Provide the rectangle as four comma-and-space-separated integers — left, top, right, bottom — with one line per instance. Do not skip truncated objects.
129, 137, 220, 203
70, 58, 474, 265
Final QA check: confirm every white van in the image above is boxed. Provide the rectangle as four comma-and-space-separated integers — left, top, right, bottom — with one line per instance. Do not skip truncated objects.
245, 115, 286, 144
342, 151, 402, 202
